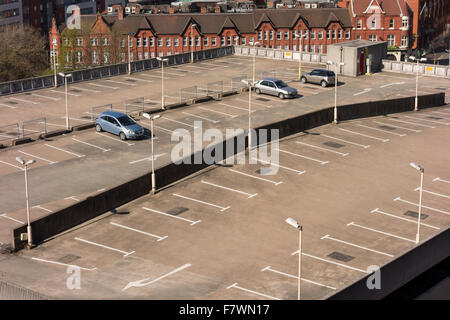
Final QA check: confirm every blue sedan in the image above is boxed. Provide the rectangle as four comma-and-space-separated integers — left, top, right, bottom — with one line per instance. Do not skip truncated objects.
95, 111, 144, 140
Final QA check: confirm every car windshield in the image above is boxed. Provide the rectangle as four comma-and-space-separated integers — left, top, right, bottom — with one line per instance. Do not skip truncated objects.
117, 116, 136, 126
275, 80, 288, 88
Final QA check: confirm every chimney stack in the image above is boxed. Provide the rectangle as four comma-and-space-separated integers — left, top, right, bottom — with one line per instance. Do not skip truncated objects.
118, 6, 124, 20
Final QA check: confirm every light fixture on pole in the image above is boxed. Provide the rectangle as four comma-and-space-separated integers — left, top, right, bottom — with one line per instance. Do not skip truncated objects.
58, 72, 72, 130
16, 157, 36, 248
294, 33, 306, 80
248, 41, 260, 83
156, 57, 168, 110
143, 113, 161, 194
409, 162, 424, 244
326, 61, 344, 124
190, 24, 197, 63
285, 217, 303, 300
408, 55, 427, 112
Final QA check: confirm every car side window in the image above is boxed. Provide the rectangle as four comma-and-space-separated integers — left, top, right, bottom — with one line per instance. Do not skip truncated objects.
100, 116, 108, 121
260, 81, 268, 86
110, 117, 120, 126
311, 70, 319, 76
268, 82, 276, 88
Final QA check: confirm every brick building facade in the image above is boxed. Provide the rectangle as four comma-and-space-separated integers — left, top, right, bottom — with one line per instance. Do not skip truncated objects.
49, 7, 353, 67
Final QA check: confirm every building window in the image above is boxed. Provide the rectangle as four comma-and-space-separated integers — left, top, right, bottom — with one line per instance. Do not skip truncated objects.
143, 37, 147, 47
310, 44, 315, 53
284, 31, 289, 40
389, 19, 394, 29
149, 37, 154, 47
270, 31, 273, 40
402, 17, 408, 29
276, 32, 281, 40
189, 36, 192, 46
264, 31, 268, 40
158, 38, 163, 47
128, 38, 132, 47
276, 45, 281, 49
120, 52, 125, 62
221, 37, 225, 46
203, 37, 208, 46
137, 38, 141, 47
338, 30, 342, 39
212, 37, 217, 46
303, 44, 307, 52
401, 36, 408, 47
369, 35, 377, 42
91, 38, 98, 46
326, 30, 330, 39
137, 52, 142, 60
151, 52, 155, 58
183, 37, 187, 46
76, 38, 83, 46
318, 44, 322, 53
76, 51, 82, 63
318, 31, 323, 40
370, 19, 376, 29
387, 35, 395, 46
241, 37, 246, 45
249, 36, 254, 43
233, 36, 238, 45
144, 52, 149, 59
357, 19, 362, 29
166, 38, 171, 47
284, 45, 288, 50
258, 31, 262, 40
227, 36, 231, 45
196, 37, 200, 46
303, 30, 308, 39
345, 30, 350, 39
357, 35, 361, 40
174, 38, 179, 46
92, 50, 98, 63
104, 52, 110, 63
311, 31, 315, 39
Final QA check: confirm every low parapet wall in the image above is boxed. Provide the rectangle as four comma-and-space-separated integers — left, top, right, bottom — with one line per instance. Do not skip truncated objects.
11, 92, 445, 250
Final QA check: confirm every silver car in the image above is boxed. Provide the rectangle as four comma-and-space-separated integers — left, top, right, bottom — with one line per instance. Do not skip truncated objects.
301, 69, 336, 87
254, 78, 297, 99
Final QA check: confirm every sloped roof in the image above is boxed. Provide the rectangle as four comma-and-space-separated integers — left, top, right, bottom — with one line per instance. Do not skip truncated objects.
352, 0, 411, 16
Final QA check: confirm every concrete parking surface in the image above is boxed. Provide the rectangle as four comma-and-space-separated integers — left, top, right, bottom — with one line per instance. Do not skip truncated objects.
0, 106, 448, 299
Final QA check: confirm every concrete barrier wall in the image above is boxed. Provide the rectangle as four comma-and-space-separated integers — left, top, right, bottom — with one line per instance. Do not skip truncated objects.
234, 45, 327, 64
382, 60, 450, 78
11, 92, 445, 250
329, 228, 450, 299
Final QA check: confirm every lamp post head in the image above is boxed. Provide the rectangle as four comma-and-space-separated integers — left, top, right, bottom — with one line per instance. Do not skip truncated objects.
16, 157, 35, 166
142, 113, 151, 120
16, 157, 24, 165
157, 57, 168, 62
409, 162, 424, 172
152, 114, 161, 120
285, 217, 302, 230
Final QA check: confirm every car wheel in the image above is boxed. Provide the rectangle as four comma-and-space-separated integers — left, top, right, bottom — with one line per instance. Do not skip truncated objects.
255, 88, 261, 94
321, 81, 328, 88
278, 93, 285, 100
95, 124, 102, 132
119, 132, 127, 141
301, 77, 307, 83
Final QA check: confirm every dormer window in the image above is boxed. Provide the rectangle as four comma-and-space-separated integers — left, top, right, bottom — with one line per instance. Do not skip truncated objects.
357, 19, 362, 29
402, 17, 408, 28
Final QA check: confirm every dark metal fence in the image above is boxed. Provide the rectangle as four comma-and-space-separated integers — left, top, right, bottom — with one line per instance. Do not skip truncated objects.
0, 47, 234, 96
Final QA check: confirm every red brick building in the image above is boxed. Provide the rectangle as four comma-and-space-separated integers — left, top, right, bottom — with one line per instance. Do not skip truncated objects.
49, 7, 353, 67
338, 0, 413, 53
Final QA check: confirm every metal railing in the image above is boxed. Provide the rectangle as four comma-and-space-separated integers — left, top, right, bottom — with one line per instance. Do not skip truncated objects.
0, 123, 20, 143
90, 104, 113, 121
22, 118, 47, 137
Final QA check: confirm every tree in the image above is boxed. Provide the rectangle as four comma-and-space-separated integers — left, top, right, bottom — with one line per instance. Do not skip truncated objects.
0, 25, 48, 82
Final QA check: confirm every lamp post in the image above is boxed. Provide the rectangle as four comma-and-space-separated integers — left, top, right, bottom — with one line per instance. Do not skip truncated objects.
408, 55, 427, 112
128, 34, 132, 75
52, 51, 58, 87
190, 24, 197, 63
410, 162, 424, 244
285, 217, 303, 300
157, 57, 168, 110
16, 157, 36, 248
326, 61, 344, 124
58, 72, 72, 130
242, 79, 256, 149
294, 33, 306, 80
249, 41, 260, 82
143, 113, 161, 194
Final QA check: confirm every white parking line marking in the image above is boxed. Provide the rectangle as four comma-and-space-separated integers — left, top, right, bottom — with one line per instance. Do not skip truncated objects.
72, 137, 110, 152
31, 257, 97, 271
276, 148, 328, 165
346, 221, 416, 243
0, 160, 25, 171
155, 70, 185, 76
338, 128, 389, 142
291, 251, 368, 274
18, 150, 56, 164
320, 134, 370, 148
122, 264, 191, 291
95, 132, 135, 146
199, 61, 229, 68
356, 124, 406, 136
236, 98, 272, 108
321, 234, 394, 257
75, 237, 135, 257
252, 157, 305, 175
353, 88, 372, 96
219, 102, 254, 112
197, 106, 238, 118
261, 266, 337, 290
433, 177, 450, 184
105, 79, 136, 86
0, 103, 16, 109
170, 67, 200, 74
228, 169, 283, 186
32, 205, 53, 213
414, 187, 449, 199
372, 120, 421, 133
142, 207, 201, 226
87, 83, 119, 89
371, 208, 440, 230
128, 153, 166, 164
153, 125, 175, 134
44, 144, 85, 158
70, 86, 101, 93
31, 93, 60, 101
162, 116, 198, 128
124, 76, 153, 83
295, 141, 349, 156
404, 115, 450, 125
0, 213, 24, 224
110, 222, 167, 241
182, 111, 219, 123
173, 193, 230, 212
65, 196, 80, 202
201, 180, 257, 198
431, 111, 450, 117
139, 73, 172, 80
226, 283, 281, 300
388, 118, 435, 128
379, 81, 405, 88
10, 97, 40, 104
50, 90, 80, 97
394, 197, 449, 215
184, 64, 214, 70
